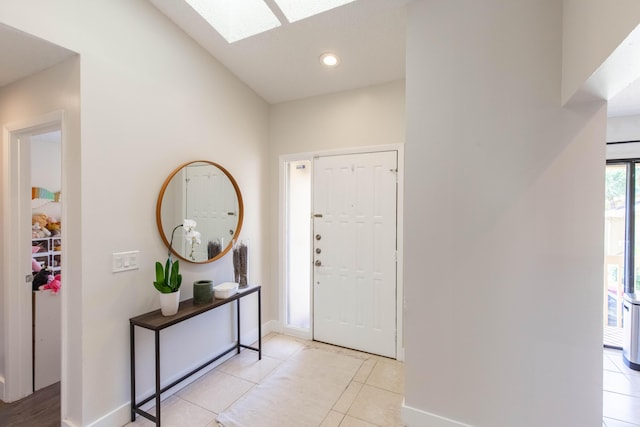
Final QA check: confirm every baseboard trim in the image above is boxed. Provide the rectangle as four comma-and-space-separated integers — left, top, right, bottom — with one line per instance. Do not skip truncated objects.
263, 319, 282, 335
86, 321, 274, 427
282, 326, 312, 340
87, 357, 228, 427
86, 401, 130, 427
402, 400, 473, 427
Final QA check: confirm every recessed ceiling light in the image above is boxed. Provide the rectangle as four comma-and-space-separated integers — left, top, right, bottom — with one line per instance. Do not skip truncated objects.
185, 0, 281, 43
274, 0, 357, 23
320, 52, 340, 67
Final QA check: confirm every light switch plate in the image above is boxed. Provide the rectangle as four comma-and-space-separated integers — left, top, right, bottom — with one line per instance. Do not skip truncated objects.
112, 251, 140, 273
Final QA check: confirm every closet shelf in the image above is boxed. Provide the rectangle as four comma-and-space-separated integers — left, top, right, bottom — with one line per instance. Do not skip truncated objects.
32, 237, 62, 273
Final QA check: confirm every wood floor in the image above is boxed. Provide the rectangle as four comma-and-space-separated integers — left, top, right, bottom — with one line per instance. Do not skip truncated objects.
0, 382, 60, 427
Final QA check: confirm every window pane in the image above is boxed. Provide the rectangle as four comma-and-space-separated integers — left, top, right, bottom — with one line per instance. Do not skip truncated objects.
605, 164, 627, 328
635, 164, 640, 294
285, 160, 311, 330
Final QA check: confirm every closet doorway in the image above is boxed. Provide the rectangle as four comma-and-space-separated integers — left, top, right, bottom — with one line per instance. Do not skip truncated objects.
604, 159, 640, 348
30, 129, 62, 391
3, 113, 63, 403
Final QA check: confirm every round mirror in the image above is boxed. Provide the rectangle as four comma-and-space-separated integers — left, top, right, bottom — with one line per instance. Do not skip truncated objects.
156, 160, 244, 263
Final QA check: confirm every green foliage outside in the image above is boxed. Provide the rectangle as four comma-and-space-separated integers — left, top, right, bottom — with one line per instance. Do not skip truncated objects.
605, 166, 626, 210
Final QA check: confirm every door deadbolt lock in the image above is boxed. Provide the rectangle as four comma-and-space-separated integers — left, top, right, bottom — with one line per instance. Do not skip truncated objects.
315, 234, 321, 240
315, 260, 322, 267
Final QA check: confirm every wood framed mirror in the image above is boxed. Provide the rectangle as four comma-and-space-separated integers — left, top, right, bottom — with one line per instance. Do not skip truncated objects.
156, 160, 244, 263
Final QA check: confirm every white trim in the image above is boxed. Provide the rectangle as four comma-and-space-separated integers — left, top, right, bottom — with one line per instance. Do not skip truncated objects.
295, 143, 404, 159
401, 400, 474, 427
283, 326, 313, 340
88, 351, 236, 427
3, 111, 65, 403
395, 144, 405, 361
264, 319, 283, 335
3, 111, 63, 134
86, 321, 276, 426
607, 141, 640, 159
85, 402, 130, 427
2, 124, 32, 402
278, 143, 405, 359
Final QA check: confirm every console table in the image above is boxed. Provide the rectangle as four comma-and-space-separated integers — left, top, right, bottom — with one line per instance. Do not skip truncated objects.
129, 285, 261, 426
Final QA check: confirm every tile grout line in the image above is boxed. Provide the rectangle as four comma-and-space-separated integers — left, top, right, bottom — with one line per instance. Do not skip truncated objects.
603, 389, 640, 398
172, 395, 218, 426
331, 358, 370, 417
340, 380, 365, 420
132, 334, 405, 427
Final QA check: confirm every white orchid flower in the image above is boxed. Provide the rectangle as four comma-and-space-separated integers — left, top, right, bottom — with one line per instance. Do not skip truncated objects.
183, 219, 197, 232
186, 229, 201, 261
184, 229, 200, 243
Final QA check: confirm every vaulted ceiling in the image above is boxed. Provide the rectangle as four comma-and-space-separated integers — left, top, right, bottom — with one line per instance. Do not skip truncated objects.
0, 23, 75, 89
148, 0, 409, 104
1, 2, 639, 114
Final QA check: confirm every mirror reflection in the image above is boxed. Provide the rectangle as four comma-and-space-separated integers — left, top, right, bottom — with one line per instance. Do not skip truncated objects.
156, 161, 243, 263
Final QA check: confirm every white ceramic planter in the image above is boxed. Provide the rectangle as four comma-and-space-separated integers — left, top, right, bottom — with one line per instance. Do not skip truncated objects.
159, 290, 180, 316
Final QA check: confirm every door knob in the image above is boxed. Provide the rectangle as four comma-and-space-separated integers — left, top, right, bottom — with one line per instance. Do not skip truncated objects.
315, 260, 322, 267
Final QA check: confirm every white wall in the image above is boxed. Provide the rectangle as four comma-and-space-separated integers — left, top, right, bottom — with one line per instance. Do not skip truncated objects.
31, 131, 61, 192
0, 1, 269, 425
268, 80, 405, 326
269, 80, 405, 155
608, 114, 640, 143
562, 0, 640, 105
404, 1, 604, 426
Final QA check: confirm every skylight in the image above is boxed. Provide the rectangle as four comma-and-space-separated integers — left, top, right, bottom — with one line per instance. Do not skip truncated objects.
274, 0, 357, 23
185, 0, 358, 43
185, 0, 281, 43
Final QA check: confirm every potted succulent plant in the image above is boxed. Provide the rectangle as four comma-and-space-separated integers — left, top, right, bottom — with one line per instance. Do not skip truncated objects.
155, 219, 200, 316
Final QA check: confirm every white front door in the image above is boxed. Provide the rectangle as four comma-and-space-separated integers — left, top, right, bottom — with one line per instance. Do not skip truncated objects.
313, 151, 397, 358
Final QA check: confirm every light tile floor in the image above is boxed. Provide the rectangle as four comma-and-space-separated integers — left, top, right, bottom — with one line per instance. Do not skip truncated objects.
126, 333, 405, 427
125, 334, 640, 427
603, 347, 640, 426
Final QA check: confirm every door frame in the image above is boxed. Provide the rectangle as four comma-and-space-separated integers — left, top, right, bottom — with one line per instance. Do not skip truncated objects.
279, 144, 404, 360
2, 111, 64, 401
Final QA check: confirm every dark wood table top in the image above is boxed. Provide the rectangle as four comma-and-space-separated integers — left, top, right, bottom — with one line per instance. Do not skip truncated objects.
130, 285, 260, 331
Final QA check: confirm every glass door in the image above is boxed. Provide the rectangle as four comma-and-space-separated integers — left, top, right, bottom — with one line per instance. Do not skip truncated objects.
604, 163, 627, 338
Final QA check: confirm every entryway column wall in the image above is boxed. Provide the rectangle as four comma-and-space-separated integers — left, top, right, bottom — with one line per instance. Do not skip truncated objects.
404, 1, 605, 425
